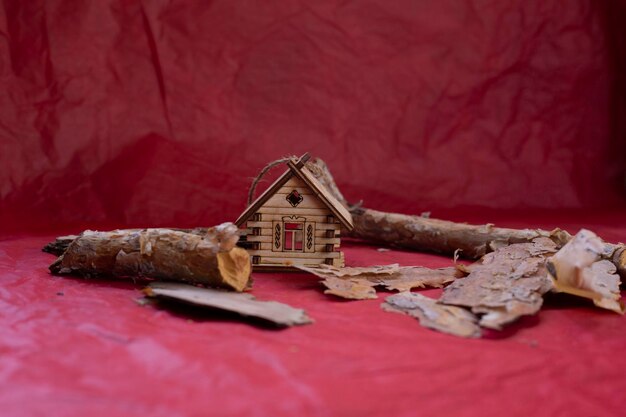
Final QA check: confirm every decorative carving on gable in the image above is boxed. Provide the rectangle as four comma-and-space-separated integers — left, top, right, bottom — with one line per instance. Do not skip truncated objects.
286, 190, 304, 207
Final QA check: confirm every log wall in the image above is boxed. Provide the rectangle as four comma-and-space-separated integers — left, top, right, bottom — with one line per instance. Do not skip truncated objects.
239, 176, 344, 268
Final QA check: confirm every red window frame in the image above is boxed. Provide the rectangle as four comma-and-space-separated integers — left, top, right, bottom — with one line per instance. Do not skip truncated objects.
283, 222, 304, 251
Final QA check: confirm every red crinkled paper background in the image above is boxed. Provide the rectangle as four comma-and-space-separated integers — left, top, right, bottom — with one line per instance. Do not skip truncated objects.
1, 1, 626, 416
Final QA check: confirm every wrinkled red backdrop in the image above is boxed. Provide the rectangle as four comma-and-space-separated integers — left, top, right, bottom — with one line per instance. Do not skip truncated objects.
2, 1, 626, 417
1, 0, 625, 234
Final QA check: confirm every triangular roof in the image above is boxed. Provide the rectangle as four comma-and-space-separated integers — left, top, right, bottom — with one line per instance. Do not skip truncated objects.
235, 153, 354, 231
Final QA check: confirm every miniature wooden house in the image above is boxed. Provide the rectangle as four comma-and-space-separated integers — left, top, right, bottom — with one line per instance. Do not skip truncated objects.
236, 153, 353, 270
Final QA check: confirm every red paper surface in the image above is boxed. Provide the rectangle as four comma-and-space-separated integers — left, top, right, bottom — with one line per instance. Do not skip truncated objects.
1, 1, 626, 416
2, 215, 626, 417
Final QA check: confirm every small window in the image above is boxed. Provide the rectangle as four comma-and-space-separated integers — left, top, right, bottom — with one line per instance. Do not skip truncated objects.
283, 222, 303, 251
286, 190, 304, 207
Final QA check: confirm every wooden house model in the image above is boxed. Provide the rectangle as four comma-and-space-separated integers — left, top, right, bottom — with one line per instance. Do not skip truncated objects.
236, 153, 353, 271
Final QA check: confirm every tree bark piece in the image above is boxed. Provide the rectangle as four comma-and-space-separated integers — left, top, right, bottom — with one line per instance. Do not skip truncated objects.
43, 227, 213, 256
297, 264, 396, 300
605, 244, 626, 280
296, 264, 461, 300
439, 238, 558, 330
382, 292, 481, 338
348, 208, 571, 259
317, 276, 378, 300
42, 235, 79, 256
144, 282, 313, 327
547, 229, 624, 314
50, 223, 251, 292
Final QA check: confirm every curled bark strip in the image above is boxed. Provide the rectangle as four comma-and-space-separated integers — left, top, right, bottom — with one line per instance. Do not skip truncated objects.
547, 229, 624, 314
382, 292, 481, 338
50, 224, 251, 292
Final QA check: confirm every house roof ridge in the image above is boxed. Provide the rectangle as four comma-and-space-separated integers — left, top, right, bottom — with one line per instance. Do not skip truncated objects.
234, 153, 353, 230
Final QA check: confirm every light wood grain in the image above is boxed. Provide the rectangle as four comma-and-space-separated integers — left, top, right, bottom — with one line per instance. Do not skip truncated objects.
288, 163, 354, 230
252, 214, 334, 223
248, 250, 341, 259
258, 257, 335, 266
275, 189, 314, 196
256, 207, 332, 216
281, 176, 308, 189
259, 193, 329, 210
247, 221, 340, 230
314, 237, 341, 245
244, 227, 338, 238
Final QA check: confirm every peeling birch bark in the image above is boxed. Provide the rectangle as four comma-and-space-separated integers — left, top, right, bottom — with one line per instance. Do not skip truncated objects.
297, 264, 461, 300
547, 229, 624, 314
50, 224, 251, 292
382, 292, 481, 338
144, 282, 312, 327
439, 238, 558, 329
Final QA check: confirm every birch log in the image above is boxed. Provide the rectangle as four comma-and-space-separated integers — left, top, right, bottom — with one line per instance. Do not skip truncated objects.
50, 223, 251, 291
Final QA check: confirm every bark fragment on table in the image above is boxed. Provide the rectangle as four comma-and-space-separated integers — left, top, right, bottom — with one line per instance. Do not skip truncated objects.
144, 282, 313, 327
50, 223, 251, 292
300, 264, 401, 277
297, 264, 397, 300
320, 277, 378, 300
382, 292, 481, 338
439, 238, 558, 329
297, 264, 461, 300
547, 229, 624, 314
383, 266, 461, 291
